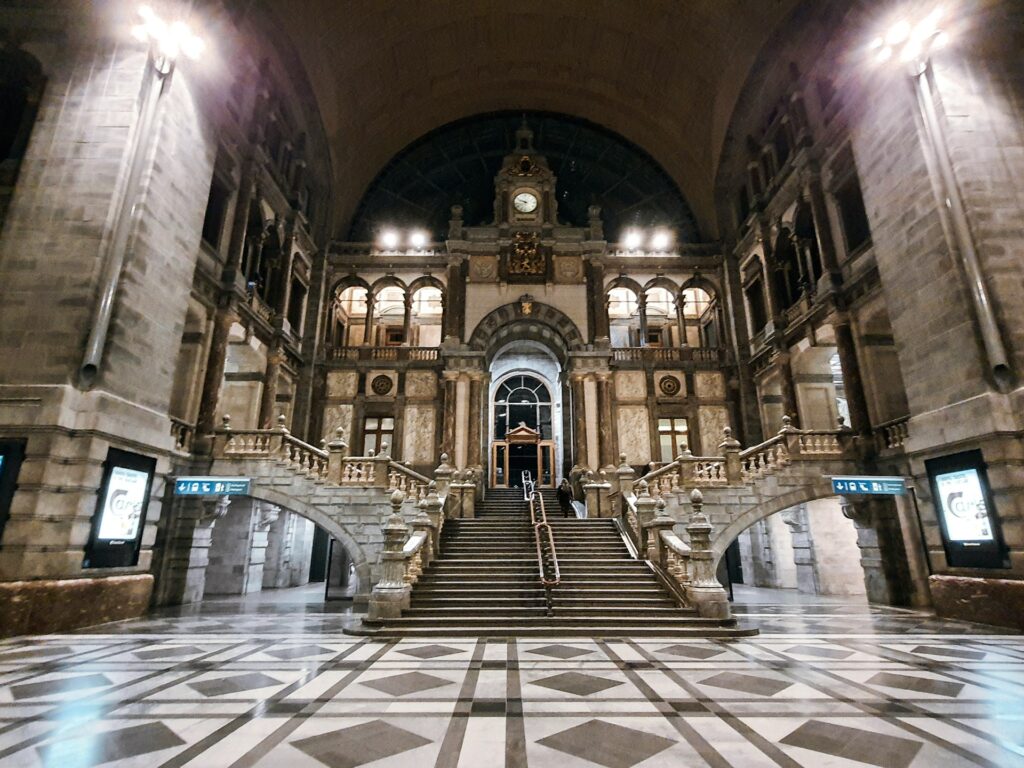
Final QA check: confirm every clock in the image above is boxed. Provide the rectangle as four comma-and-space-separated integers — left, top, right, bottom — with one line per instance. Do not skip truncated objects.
513, 191, 538, 214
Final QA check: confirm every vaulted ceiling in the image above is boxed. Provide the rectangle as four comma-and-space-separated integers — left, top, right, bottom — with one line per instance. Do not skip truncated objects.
265, 0, 802, 240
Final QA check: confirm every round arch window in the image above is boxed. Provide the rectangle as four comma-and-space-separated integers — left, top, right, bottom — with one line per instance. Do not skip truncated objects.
493, 375, 552, 439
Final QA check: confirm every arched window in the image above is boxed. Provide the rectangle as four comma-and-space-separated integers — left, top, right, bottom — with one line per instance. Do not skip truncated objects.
493, 375, 552, 440
607, 287, 639, 347
644, 287, 676, 346
410, 286, 443, 346
374, 286, 405, 345
681, 286, 719, 348
333, 286, 368, 346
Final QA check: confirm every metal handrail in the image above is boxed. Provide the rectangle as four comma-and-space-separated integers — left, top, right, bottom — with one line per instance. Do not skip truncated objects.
525, 477, 560, 589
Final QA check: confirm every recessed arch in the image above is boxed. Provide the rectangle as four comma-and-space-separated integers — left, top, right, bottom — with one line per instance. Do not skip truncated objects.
468, 301, 584, 366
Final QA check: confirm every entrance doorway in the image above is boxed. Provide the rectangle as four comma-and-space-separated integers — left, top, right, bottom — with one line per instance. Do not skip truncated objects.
490, 372, 558, 488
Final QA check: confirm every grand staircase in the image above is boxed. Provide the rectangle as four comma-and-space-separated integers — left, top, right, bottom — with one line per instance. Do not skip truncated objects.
361, 487, 755, 637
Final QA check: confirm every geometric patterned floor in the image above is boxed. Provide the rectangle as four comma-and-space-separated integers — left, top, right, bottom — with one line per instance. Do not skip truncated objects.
1, 586, 1022, 767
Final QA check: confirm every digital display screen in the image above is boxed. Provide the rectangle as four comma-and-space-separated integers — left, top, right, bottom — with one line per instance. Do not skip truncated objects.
96, 466, 150, 541
933, 468, 994, 542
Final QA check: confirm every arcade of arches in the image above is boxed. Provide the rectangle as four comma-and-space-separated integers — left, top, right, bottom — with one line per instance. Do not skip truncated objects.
0, 1, 1023, 763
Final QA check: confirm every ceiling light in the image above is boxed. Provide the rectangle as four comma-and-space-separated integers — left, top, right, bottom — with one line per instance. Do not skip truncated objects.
623, 230, 643, 251
650, 230, 672, 251
409, 230, 428, 249
379, 230, 400, 249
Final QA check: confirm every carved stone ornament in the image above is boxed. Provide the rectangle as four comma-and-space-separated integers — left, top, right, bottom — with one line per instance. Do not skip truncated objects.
512, 155, 536, 176
659, 375, 682, 397
508, 232, 545, 276
371, 375, 394, 396
519, 294, 534, 315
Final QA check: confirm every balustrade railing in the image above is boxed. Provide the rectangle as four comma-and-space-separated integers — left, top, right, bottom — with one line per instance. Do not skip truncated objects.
874, 415, 910, 452
636, 416, 850, 490
170, 417, 195, 454
525, 471, 560, 592
610, 346, 724, 365
327, 346, 440, 362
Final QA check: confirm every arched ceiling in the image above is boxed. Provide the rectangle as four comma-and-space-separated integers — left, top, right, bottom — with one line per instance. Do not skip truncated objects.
264, 0, 802, 240
348, 112, 698, 243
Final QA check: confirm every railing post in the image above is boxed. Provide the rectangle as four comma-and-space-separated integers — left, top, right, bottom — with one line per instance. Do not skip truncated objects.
582, 471, 601, 518
373, 441, 392, 488
367, 490, 411, 621
411, 506, 433, 570
434, 453, 453, 498
683, 489, 731, 619
633, 480, 657, 555
326, 428, 348, 484
719, 427, 742, 482
453, 470, 476, 519
779, 415, 801, 456
677, 448, 696, 486
270, 413, 289, 455
645, 498, 677, 568
615, 453, 635, 499
211, 414, 233, 457
420, 483, 443, 556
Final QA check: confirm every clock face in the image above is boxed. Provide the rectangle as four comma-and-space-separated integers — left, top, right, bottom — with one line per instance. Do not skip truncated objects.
513, 191, 538, 214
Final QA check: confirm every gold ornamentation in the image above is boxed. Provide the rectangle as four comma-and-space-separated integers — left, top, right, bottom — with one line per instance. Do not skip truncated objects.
512, 155, 536, 176
508, 232, 545, 276
519, 294, 534, 315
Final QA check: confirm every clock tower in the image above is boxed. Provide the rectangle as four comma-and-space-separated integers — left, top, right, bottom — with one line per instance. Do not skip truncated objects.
493, 121, 558, 228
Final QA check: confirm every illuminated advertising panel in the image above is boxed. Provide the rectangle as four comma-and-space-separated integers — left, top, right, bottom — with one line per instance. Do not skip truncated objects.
84, 448, 156, 569
925, 450, 1008, 570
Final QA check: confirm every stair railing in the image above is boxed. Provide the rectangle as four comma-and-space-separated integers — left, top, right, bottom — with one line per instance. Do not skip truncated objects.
524, 472, 560, 593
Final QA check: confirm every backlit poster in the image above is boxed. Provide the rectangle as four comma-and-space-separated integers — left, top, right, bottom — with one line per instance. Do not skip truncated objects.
933, 468, 993, 542
96, 466, 150, 541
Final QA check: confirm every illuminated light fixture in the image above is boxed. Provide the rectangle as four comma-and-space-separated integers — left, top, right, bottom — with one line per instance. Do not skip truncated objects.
408, 230, 428, 249
873, 7, 947, 70
379, 230, 400, 249
650, 230, 672, 252
132, 5, 204, 66
623, 230, 643, 251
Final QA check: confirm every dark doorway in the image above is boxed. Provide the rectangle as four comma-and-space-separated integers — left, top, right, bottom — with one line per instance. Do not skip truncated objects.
509, 443, 538, 487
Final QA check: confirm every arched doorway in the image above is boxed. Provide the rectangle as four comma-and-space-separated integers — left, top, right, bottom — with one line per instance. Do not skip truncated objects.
489, 367, 560, 488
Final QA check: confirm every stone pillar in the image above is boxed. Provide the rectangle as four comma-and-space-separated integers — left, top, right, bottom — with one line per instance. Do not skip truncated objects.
833, 319, 872, 437
637, 293, 649, 344
596, 372, 615, 467
153, 496, 229, 606
583, 375, 600, 472
401, 293, 413, 345
434, 454, 454, 499
570, 374, 588, 469
443, 258, 466, 341
615, 454, 635, 499
362, 294, 375, 345
257, 343, 284, 428
776, 351, 799, 426
719, 427, 742, 482
588, 260, 609, 341
683, 490, 731, 619
803, 172, 841, 285
420, 486, 444, 556
367, 491, 412, 620
454, 373, 470, 468
676, 294, 688, 347
633, 481, 657, 556
845, 497, 915, 607
441, 373, 458, 459
195, 306, 239, 442
466, 373, 484, 470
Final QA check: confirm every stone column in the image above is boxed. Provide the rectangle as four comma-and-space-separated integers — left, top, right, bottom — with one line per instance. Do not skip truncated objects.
588, 260, 609, 341
441, 373, 458, 458
362, 294, 375, 345
401, 293, 413, 345
845, 498, 915, 607
466, 372, 484, 470
583, 374, 600, 472
776, 351, 799, 427
454, 373, 470, 469
153, 496, 230, 605
570, 374, 588, 469
596, 372, 616, 467
833, 319, 872, 437
195, 306, 239, 442
443, 258, 465, 341
257, 343, 284, 428
637, 293, 649, 344
676, 294, 688, 347
803, 172, 841, 282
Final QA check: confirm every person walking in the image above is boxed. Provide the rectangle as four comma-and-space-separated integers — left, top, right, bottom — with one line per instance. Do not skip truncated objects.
557, 478, 574, 519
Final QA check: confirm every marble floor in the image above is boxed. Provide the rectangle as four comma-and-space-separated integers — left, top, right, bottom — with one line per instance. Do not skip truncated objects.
0, 585, 1022, 768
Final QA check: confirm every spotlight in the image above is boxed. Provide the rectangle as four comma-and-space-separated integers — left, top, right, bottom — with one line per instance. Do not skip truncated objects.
132, 5, 204, 62
650, 230, 672, 251
623, 230, 643, 251
379, 230, 400, 250
409, 230, 428, 249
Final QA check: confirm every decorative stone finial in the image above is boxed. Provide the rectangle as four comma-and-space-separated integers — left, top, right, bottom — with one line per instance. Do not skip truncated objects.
637, 479, 650, 497
390, 488, 405, 507
780, 415, 794, 433
690, 488, 704, 505
221, 414, 232, 430
719, 426, 741, 451
276, 414, 288, 433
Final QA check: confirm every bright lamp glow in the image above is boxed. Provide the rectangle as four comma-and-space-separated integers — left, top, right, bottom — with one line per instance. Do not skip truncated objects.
650, 230, 672, 251
379, 230, 400, 249
623, 230, 643, 251
409, 230, 428, 249
133, 5, 204, 62
873, 7, 948, 69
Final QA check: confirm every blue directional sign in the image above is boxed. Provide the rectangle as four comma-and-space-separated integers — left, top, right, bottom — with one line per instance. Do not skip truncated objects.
831, 476, 907, 496
173, 477, 251, 496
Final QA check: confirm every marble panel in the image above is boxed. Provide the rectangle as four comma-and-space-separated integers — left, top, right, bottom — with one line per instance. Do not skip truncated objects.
553, 255, 583, 283
405, 371, 437, 400
322, 404, 354, 445
613, 371, 647, 402
616, 405, 651, 465
326, 371, 359, 400
695, 371, 725, 400
402, 404, 437, 465
698, 405, 730, 455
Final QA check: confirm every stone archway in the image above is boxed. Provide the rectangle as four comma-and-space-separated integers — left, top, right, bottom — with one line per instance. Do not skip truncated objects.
244, 486, 372, 598
468, 301, 584, 365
